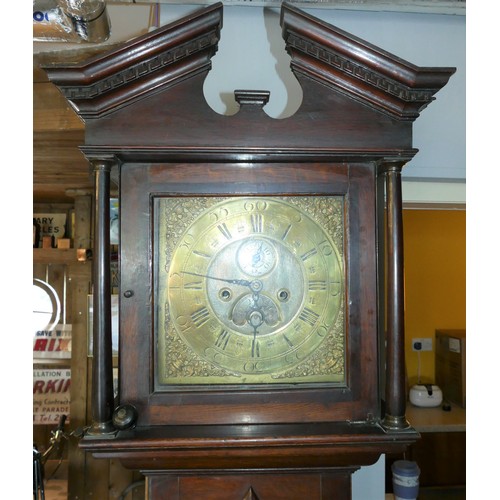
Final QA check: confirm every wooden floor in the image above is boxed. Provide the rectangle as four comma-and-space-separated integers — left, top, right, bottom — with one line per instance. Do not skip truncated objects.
43, 480, 67, 500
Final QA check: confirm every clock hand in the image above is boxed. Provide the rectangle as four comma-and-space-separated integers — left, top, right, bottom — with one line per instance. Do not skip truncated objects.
182, 271, 253, 288
249, 310, 264, 357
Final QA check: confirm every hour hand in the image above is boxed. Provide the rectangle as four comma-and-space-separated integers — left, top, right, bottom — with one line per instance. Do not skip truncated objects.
182, 271, 252, 288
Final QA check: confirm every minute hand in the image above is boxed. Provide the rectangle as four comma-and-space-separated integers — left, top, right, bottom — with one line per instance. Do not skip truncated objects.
182, 271, 252, 288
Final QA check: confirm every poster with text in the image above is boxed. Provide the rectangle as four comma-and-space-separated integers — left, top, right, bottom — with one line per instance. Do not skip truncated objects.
33, 369, 71, 425
33, 213, 67, 247
33, 324, 72, 360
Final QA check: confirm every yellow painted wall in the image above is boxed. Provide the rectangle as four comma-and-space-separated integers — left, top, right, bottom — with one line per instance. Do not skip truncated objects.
403, 208, 466, 386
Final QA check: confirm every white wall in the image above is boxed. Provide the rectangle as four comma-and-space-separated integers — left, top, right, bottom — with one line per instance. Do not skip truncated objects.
160, 4, 465, 187
352, 454, 386, 500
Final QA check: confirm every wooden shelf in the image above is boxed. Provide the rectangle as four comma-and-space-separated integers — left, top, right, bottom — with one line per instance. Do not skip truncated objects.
33, 248, 87, 264
406, 402, 465, 433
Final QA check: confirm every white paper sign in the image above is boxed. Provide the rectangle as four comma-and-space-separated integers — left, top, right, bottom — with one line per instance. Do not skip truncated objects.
33, 324, 72, 359
33, 369, 71, 425
33, 213, 67, 246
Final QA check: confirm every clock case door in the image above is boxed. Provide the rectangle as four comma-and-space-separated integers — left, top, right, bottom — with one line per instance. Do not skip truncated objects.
119, 160, 377, 425
44, 0, 454, 470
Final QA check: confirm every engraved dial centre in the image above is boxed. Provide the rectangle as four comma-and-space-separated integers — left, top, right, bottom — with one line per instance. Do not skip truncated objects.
206, 236, 304, 337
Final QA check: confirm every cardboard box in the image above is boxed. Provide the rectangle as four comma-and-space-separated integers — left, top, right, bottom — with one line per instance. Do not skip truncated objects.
435, 329, 466, 408
42, 236, 53, 248
57, 238, 71, 249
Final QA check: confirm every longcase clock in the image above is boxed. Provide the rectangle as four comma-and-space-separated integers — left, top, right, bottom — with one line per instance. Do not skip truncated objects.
44, 3, 455, 498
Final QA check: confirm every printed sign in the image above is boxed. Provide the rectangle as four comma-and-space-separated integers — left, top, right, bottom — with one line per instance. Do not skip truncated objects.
33, 213, 67, 247
33, 324, 72, 360
33, 369, 71, 425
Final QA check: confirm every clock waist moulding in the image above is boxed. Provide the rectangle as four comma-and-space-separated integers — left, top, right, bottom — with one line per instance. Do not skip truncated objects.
44, 3, 455, 498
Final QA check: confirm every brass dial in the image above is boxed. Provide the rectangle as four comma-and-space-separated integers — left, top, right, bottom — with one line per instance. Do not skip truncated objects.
157, 196, 345, 385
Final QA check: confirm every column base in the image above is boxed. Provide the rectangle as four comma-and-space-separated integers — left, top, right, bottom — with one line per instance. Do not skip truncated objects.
85, 420, 117, 438
382, 414, 411, 432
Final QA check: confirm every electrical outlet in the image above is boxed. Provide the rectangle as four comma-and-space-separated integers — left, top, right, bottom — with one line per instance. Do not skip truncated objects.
412, 338, 433, 351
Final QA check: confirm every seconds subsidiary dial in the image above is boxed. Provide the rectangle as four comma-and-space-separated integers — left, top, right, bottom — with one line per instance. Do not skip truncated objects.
156, 196, 345, 385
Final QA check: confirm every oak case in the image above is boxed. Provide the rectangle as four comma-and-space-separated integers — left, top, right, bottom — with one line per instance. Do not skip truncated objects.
120, 161, 377, 426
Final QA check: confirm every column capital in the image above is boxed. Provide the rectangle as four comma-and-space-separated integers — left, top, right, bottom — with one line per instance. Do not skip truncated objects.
88, 156, 118, 171
377, 158, 409, 174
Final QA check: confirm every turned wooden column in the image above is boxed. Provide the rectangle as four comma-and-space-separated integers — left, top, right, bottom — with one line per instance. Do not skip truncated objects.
382, 161, 410, 431
88, 159, 116, 436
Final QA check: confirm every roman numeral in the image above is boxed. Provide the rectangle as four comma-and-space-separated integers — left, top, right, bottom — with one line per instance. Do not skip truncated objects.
217, 223, 232, 240
283, 334, 294, 348
309, 280, 327, 291
193, 250, 211, 259
191, 307, 210, 327
215, 330, 231, 350
299, 307, 320, 326
251, 213, 263, 233
281, 224, 292, 241
301, 248, 318, 261
184, 281, 202, 290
